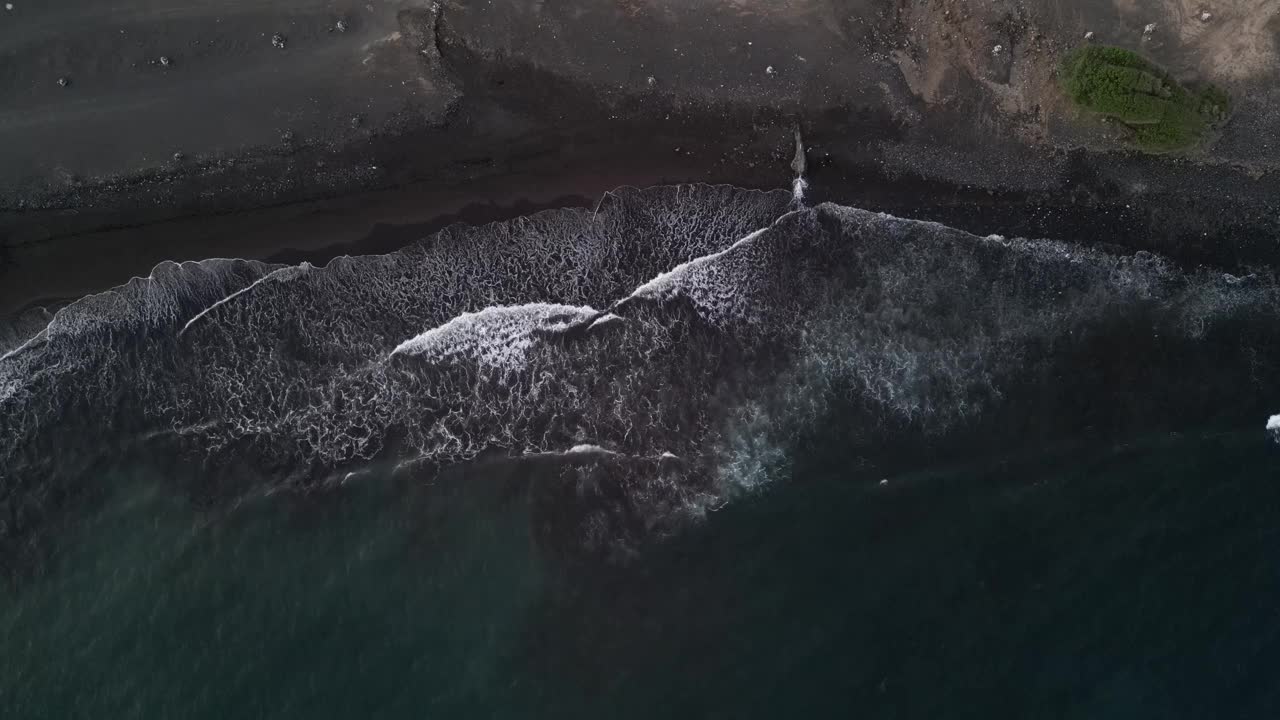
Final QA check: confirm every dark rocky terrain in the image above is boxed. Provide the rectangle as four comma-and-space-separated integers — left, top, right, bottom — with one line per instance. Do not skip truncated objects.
3, 0, 1280, 316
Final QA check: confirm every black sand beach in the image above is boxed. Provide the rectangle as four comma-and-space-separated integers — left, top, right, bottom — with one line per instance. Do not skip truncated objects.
6, 0, 1280, 321
5, 4, 1280, 716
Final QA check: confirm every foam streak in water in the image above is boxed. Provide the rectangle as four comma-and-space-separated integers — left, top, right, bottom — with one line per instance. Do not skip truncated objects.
179, 264, 313, 338
4, 185, 1280, 564
390, 303, 601, 370
624, 227, 769, 302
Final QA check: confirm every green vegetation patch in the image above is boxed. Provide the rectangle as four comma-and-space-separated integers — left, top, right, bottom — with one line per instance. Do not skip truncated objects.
1061, 45, 1230, 153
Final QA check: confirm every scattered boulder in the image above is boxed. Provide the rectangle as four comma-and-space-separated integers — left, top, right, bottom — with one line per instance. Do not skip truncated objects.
271, 33, 286, 50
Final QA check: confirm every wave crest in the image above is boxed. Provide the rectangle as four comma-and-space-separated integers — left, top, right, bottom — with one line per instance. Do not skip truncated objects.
3, 185, 1279, 564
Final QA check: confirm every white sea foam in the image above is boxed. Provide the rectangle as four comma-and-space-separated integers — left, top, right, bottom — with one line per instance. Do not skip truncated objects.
5, 185, 1280, 560
0, 376, 18, 403
625, 227, 768, 302
792, 176, 808, 205
587, 313, 625, 330
390, 303, 599, 370
566, 444, 617, 456
178, 263, 312, 337
0, 328, 47, 363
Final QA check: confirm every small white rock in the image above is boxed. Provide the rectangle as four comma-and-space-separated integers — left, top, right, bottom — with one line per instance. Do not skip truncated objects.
992, 44, 1003, 55
4, 3, 13, 11
1143, 23, 1157, 35
1200, 11, 1212, 22
1084, 31, 1095, 41
159, 55, 171, 67
646, 75, 656, 86
765, 65, 775, 75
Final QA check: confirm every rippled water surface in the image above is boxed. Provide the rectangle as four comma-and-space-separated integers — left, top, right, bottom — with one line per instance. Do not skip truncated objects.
2, 185, 1279, 716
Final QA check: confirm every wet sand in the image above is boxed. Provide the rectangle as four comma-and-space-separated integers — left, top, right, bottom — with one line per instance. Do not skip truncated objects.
8, 120, 1280, 322
0, 155, 759, 317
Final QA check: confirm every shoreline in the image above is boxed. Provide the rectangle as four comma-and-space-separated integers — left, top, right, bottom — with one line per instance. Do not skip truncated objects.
6, 0, 1280, 323
7, 2, 1280, 321
7, 148, 1278, 321
0, 150, 789, 318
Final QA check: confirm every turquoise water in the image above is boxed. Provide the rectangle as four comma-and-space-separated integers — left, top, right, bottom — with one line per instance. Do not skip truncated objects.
4, 429, 1277, 718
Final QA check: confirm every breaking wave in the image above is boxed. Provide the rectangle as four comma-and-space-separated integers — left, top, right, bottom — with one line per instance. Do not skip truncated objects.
390, 304, 605, 370
2, 184, 1279, 565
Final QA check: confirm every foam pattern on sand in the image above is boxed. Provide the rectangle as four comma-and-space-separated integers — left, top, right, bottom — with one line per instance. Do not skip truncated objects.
3, 187, 1279, 562
391, 304, 603, 370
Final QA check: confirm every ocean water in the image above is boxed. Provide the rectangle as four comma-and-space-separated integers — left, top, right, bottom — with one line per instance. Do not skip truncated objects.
2, 185, 1279, 716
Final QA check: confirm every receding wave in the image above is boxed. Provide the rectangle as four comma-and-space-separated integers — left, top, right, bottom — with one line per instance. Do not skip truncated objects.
2, 184, 1279, 565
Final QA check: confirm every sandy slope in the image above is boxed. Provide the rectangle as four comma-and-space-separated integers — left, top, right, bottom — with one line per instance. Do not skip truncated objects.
3, 0, 1277, 196
0, 0, 453, 185
3, 0, 1280, 323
